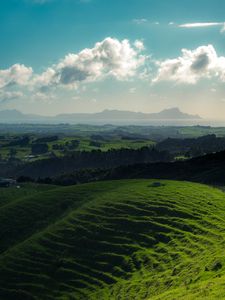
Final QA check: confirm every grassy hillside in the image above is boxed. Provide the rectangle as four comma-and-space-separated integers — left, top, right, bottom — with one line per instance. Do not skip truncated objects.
0, 180, 225, 299
0, 183, 57, 208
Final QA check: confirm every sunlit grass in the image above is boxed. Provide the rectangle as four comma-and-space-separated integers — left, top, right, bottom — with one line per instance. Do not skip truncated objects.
0, 180, 225, 299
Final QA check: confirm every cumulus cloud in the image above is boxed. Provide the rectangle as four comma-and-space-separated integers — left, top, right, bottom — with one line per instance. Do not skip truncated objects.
0, 64, 33, 89
34, 37, 146, 89
33, 68, 56, 88
154, 45, 225, 84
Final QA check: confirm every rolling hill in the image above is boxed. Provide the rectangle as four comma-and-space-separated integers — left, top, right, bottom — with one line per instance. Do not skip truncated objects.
0, 180, 225, 299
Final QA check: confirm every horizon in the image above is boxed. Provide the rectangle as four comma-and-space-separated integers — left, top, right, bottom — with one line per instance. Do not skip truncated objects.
0, 106, 201, 117
6, 106, 225, 127
0, 0, 225, 120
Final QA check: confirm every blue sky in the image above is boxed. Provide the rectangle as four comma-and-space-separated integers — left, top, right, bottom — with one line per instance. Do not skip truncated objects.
0, 0, 225, 118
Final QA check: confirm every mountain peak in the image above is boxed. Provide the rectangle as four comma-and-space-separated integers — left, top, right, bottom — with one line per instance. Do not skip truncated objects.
155, 107, 201, 119
164, 107, 181, 112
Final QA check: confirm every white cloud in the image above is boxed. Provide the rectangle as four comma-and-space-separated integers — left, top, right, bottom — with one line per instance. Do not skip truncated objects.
179, 22, 223, 28
133, 18, 148, 25
154, 45, 225, 84
179, 22, 225, 34
0, 64, 33, 89
35, 37, 146, 89
0, 90, 23, 103
33, 67, 56, 87
134, 40, 145, 51
133, 19, 160, 26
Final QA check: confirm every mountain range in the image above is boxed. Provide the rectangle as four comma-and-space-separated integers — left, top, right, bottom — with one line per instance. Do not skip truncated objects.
0, 107, 201, 124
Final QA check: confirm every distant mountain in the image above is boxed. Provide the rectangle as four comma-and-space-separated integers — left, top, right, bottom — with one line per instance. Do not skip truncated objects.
0, 109, 27, 122
0, 107, 201, 124
148, 107, 201, 120
55, 108, 201, 122
0, 110, 46, 123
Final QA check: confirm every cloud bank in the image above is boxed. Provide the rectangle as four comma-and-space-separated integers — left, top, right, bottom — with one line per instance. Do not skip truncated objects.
1, 38, 225, 103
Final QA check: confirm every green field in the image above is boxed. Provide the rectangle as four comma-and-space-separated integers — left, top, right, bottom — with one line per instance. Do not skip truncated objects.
0, 180, 225, 299
0, 134, 155, 161
48, 136, 155, 153
2, 123, 225, 162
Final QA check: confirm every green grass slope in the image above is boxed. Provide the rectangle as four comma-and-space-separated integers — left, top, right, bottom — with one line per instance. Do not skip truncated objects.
0, 180, 225, 300
0, 183, 57, 208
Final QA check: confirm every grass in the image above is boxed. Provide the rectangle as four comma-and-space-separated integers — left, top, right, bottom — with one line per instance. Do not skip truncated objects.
0, 180, 225, 299
0, 183, 57, 208
48, 137, 155, 153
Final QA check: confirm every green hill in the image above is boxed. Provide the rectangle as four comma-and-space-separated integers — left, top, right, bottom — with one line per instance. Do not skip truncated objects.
0, 180, 225, 299
0, 183, 57, 208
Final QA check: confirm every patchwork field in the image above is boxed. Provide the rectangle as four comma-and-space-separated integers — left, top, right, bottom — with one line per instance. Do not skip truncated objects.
0, 180, 225, 299
0, 133, 155, 162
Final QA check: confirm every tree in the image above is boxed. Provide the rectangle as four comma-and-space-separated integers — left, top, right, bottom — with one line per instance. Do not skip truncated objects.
31, 143, 49, 155
9, 148, 17, 159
